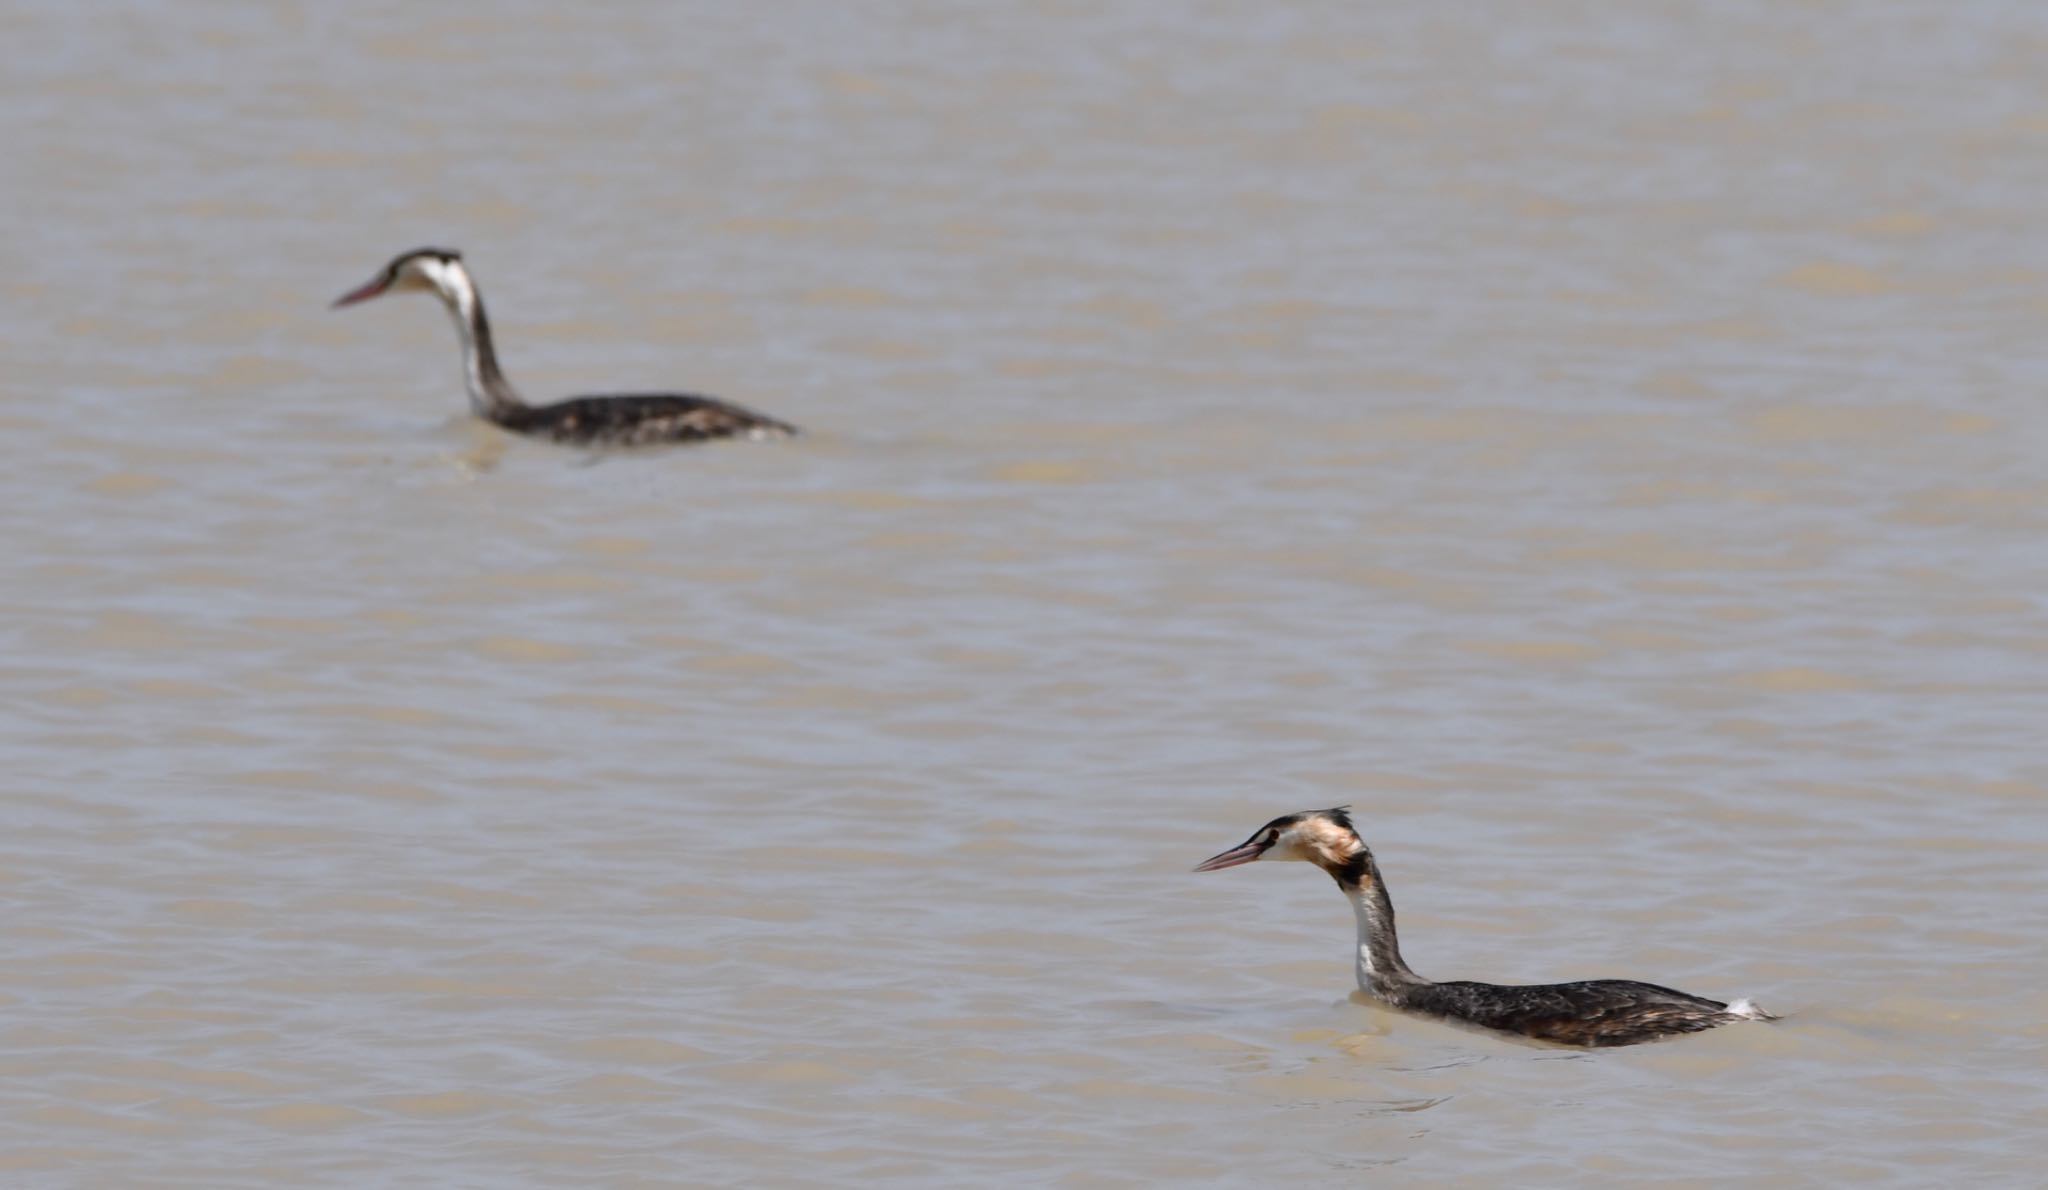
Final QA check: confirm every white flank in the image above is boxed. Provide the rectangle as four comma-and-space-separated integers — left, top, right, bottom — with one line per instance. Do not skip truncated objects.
1725, 997, 1770, 1020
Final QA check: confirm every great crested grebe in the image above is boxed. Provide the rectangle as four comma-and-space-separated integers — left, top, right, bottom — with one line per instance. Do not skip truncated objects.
332, 247, 797, 448
1195, 808, 1777, 1047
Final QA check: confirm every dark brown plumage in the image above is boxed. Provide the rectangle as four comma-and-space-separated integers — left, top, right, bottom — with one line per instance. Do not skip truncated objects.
1401, 978, 1753, 1048
494, 393, 796, 448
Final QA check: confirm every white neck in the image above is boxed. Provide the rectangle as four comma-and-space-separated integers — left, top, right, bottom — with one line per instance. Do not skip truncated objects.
1343, 877, 1419, 998
418, 259, 521, 415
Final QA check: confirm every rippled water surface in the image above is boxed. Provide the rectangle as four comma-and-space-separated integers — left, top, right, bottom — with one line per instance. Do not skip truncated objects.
5, 1, 2048, 1184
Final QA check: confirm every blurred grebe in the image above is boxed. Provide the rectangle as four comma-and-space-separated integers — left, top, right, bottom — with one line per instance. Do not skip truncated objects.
332, 247, 797, 448
1194, 807, 1776, 1047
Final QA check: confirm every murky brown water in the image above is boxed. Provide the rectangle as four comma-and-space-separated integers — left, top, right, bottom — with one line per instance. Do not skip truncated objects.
5, 0, 2048, 1184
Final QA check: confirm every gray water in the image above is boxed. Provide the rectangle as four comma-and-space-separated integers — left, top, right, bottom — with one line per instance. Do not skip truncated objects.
4, 1, 2048, 1184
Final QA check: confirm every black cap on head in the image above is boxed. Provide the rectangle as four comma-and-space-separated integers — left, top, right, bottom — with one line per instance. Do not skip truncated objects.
393, 246, 461, 267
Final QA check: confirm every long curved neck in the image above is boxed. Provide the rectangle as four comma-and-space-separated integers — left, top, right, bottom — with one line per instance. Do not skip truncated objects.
433, 265, 525, 417
1334, 849, 1423, 997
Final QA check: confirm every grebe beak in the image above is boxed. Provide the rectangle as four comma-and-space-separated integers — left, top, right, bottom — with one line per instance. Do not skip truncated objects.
1192, 839, 1266, 872
331, 274, 391, 308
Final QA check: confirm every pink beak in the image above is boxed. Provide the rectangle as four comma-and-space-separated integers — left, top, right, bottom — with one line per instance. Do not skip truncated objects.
331, 275, 390, 308
1192, 840, 1265, 873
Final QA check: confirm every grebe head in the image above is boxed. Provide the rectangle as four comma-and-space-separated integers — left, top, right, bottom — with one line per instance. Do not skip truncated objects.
332, 247, 471, 309
1193, 807, 1362, 874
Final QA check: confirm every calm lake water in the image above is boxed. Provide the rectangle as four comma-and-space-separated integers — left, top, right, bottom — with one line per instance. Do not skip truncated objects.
4, 0, 2048, 1184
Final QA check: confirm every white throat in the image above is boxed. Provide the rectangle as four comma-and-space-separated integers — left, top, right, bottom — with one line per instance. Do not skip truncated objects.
414, 257, 477, 313
413, 259, 502, 413
1346, 884, 1383, 992
1343, 878, 1421, 998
